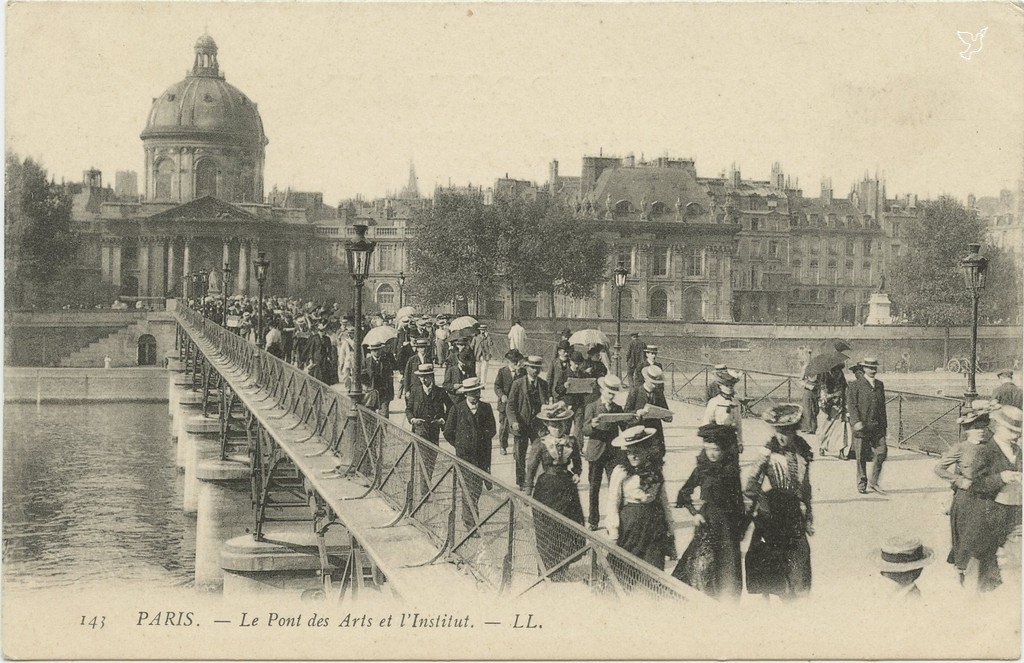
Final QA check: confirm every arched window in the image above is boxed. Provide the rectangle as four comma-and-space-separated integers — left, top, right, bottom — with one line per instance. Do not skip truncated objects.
649, 289, 668, 319
650, 201, 668, 215
195, 160, 218, 199
376, 283, 395, 312
154, 159, 174, 200
137, 334, 157, 366
682, 289, 704, 321
686, 202, 704, 216
614, 199, 631, 214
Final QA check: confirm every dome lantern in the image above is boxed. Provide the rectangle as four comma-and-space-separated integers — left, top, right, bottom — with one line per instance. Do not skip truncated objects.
192, 33, 220, 77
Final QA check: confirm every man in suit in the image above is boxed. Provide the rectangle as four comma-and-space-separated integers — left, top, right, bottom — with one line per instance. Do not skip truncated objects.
551, 329, 572, 367
362, 342, 392, 415
400, 338, 432, 402
493, 350, 524, 456
581, 375, 627, 530
549, 341, 572, 401
631, 344, 662, 385
993, 369, 1024, 409
625, 332, 645, 387
406, 363, 450, 496
506, 355, 550, 489
443, 377, 497, 532
443, 347, 477, 403
624, 365, 673, 460
847, 357, 888, 494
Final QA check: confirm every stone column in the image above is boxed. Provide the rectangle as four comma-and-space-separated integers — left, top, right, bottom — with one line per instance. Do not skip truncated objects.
247, 242, 259, 296
111, 243, 122, 288
636, 242, 650, 319
195, 458, 251, 591
167, 239, 177, 297
236, 240, 249, 294
152, 239, 167, 298
101, 244, 111, 283
138, 237, 151, 296
182, 239, 191, 281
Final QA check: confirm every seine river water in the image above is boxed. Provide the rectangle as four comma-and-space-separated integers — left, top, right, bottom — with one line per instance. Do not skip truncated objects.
2, 402, 195, 589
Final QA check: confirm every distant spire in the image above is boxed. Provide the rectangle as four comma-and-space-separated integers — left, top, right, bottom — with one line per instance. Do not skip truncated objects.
401, 161, 420, 198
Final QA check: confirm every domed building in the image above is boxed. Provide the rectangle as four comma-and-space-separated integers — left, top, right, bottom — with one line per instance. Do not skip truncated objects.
141, 35, 267, 204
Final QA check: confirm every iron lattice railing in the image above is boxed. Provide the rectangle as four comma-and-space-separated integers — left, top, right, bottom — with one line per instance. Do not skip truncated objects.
176, 305, 693, 601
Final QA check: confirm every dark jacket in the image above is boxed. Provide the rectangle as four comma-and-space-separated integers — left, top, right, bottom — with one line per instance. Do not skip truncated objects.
625, 336, 646, 373
631, 359, 661, 388
550, 359, 572, 400
443, 400, 496, 472
406, 384, 450, 442
581, 398, 626, 462
846, 375, 887, 440
624, 385, 670, 457
506, 375, 550, 437
363, 353, 392, 401
968, 439, 1022, 498
443, 362, 475, 402
799, 387, 819, 434
401, 353, 430, 395
993, 382, 1024, 409
493, 365, 523, 402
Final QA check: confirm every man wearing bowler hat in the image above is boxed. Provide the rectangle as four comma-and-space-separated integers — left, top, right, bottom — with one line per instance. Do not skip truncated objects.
993, 369, 1023, 409
507, 355, 550, 489
493, 350, 525, 456
443, 377, 497, 532
406, 363, 450, 495
847, 357, 888, 494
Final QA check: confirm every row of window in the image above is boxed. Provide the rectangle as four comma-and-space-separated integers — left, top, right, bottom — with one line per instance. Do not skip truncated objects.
618, 247, 705, 278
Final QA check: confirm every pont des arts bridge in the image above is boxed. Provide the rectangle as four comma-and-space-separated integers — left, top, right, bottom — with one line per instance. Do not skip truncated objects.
170, 305, 695, 602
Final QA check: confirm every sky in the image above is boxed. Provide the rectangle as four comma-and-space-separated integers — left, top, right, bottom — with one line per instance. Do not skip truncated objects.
6, 2, 1024, 204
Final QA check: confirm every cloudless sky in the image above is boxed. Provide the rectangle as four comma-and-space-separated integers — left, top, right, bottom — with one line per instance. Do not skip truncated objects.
6, 2, 1024, 204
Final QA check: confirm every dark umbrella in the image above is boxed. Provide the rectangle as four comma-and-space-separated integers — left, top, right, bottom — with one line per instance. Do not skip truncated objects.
449, 327, 477, 341
803, 352, 848, 378
820, 339, 852, 356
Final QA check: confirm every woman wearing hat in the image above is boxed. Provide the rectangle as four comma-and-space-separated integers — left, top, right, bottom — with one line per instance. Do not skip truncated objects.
524, 402, 586, 580
606, 426, 675, 570
701, 370, 744, 457
744, 403, 814, 600
672, 423, 745, 599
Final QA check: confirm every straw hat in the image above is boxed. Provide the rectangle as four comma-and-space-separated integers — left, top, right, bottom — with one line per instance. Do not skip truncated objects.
721, 369, 742, 385
414, 363, 436, 376
762, 403, 803, 428
957, 399, 1000, 426
413, 338, 430, 348
644, 344, 659, 354
366, 342, 384, 351
641, 365, 665, 385
524, 355, 544, 369
612, 425, 657, 448
859, 357, 880, 370
992, 405, 1023, 434
870, 537, 935, 572
457, 377, 484, 394
537, 402, 574, 422
597, 375, 623, 391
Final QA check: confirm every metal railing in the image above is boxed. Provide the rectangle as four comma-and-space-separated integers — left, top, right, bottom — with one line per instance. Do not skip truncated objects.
176, 305, 694, 601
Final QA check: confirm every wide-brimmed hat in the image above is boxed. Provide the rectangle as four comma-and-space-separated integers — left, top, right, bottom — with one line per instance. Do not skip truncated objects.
696, 423, 737, 446
505, 349, 524, 362
366, 342, 384, 351
870, 537, 935, 572
644, 345, 659, 354
413, 338, 430, 348
957, 399, 1000, 426
762, 403, 803, 428
992, 405, 1023, 434
612, 425, 657, 448
859, 357, 880, 370
537, 401, 574, 422
997, 368, 1015, 378
457, 377, 484, 394
400, 315, 411, 323
721, 369, 742, 385
642, 365, 665, 384
598, 375, 623, 391
524, 355, 544, 368
414, 363, 436, 376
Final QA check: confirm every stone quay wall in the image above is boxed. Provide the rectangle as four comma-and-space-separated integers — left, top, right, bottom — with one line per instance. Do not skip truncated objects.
4, 367, 170, 403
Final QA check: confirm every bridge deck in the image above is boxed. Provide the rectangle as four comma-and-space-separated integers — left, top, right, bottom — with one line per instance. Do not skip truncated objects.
189, 331, 482, 601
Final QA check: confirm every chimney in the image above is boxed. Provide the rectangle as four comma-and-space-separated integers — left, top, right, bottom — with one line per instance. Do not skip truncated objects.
821, 177, 833, 205
549, 159, 559, 186
732, 164, 741, 187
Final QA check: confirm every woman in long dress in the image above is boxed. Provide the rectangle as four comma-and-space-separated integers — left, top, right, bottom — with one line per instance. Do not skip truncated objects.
818, 364, 849, 458
744, 404, 814, 600
672, 423, 746, 599
606, 426, 675, 571
525, 402, 585, 580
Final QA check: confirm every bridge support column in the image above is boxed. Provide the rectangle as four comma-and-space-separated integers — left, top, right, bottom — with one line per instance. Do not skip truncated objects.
182, 416, 221, 515
195, 458, 251, 592
220, 525, 352, 599
173, 393, 206, 471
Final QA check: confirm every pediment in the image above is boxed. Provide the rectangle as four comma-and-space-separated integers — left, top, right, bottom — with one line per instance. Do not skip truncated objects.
144, 195, 257, 223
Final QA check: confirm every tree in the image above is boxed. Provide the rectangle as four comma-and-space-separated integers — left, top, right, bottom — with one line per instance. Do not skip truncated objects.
887, 196, 1020, 325
5, 153, 84, 308
532, 200, 610, 318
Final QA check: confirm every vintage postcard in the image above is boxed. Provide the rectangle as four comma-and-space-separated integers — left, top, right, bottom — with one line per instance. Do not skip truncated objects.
3, 1, 1023, 660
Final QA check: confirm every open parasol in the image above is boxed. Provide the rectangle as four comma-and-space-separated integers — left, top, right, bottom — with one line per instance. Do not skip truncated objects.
396, 305, 417, 320
449, 315, 479, 332
803, 352, 848, 378
819, 338, 852, 356
568, 329, 611, 348
362, 325, 398, 347
449, 327, 477, 341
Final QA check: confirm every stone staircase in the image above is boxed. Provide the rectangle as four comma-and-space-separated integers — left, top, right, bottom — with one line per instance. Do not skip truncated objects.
58, 318, 156, 368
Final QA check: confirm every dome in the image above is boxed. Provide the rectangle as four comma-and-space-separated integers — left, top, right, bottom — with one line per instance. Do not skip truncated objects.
140, 34, 267, 147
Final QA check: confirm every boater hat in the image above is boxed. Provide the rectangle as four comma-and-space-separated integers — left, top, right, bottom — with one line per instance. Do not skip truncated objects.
598, 375, 623, 391
457, 377, 484, 394
870, 537, 935, 572
721, 369, 742, 385
992, 405, 1023, 434
762, 403, 803, 428
414, 363, 436, 376
413, 338, 430, 348
642, 365, 665, 385
612, 425, 657, 448
366, 342, 384, 351
859, 357, 880, 369
644, 344, 659, 354
525, 355, 544, 369
537, 402, 574, 422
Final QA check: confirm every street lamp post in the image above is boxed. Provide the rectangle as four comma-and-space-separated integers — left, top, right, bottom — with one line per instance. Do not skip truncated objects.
254, 251, 271, 345
222, 262, 232, 328
198, 270, 209, 317
960, 242, 988, 400
397, 271, 406, 309
346, 224, 376, 406
613, 262, 629, 378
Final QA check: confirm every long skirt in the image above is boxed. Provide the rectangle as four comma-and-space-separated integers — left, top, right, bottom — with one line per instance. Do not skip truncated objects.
672, 516, 742, 599
617, 501, 670, 571
817, 412, 849, 457
745, 492, 811, 598
532, 472, 585, 580
949, 490, 1015, 570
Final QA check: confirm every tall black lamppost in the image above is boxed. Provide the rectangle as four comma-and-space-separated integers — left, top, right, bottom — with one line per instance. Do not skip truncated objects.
254, 251, 271, 344
346, 224, 376, 406
397, 271, 406, 309
222, 262, 232, 328
613, 261, 630, 378
960, 242, 988, 400
198, 269, 209, 317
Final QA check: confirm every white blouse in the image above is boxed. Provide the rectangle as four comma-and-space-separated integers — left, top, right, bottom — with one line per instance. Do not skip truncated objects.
604, 464, 673, 539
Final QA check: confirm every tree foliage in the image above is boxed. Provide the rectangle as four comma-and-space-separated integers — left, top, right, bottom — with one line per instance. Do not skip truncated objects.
887, 195, 1020, 325
407, 191, 610, 316
5, 153, 83, 308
